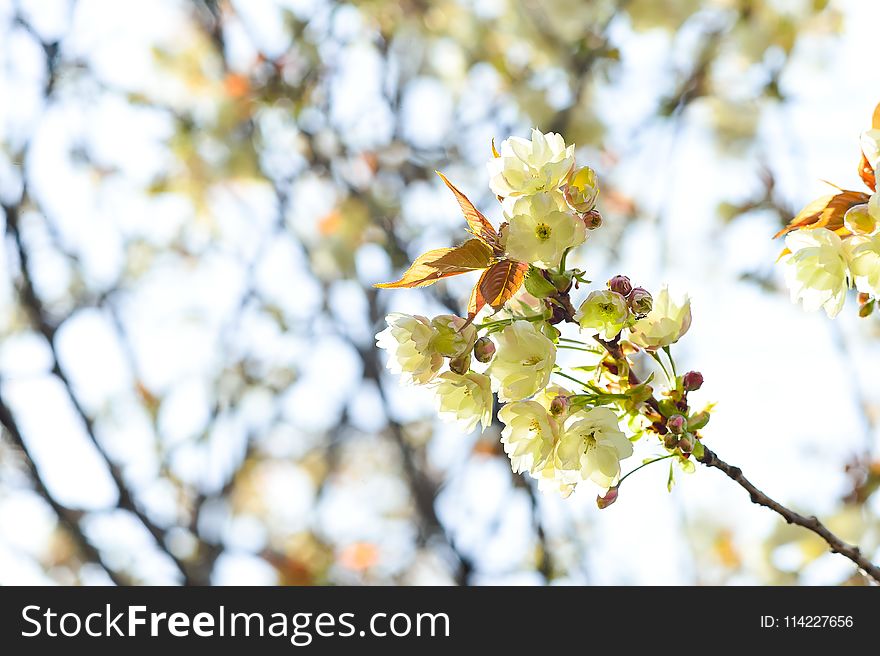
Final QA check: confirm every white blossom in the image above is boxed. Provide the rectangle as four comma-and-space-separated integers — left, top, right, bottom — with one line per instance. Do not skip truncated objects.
781, 228, 853, 319
432, 371, 493, 433
376, 313, 442, 385
628, 287, 692, 349
487, 129, 575, 198
486, 321, 556, 401
503, 192, 586, 268
498, 400, 557, 475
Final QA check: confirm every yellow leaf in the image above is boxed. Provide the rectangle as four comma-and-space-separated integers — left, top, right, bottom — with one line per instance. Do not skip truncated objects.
873, 101, 880, 130
436, 171, 500, 251
374, 239, 493, 289
774, 190, 870, 239
491, 138, 500, 158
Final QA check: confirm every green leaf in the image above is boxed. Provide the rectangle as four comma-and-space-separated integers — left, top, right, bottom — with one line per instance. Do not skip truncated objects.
692, 439, 705, 460
679, 457, 695, 474
667, 460, 675, 492
524, 265, 558, 298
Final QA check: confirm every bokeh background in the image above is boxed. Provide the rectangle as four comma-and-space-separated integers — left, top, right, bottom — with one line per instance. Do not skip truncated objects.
1, 0, 879, 585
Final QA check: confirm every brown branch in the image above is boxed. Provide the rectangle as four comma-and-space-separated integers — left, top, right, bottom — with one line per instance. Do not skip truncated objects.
697, 446, 880, 583
0, 393, 128, 585
3, 200, 196, 585
588, 326, 880, 583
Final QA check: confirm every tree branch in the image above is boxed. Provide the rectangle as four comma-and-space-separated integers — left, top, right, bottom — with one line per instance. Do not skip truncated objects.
0, 392, 128, 585
697, 446, 880, 583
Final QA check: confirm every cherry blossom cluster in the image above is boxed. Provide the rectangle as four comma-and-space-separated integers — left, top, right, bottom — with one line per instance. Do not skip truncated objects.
376, 130, 711, 503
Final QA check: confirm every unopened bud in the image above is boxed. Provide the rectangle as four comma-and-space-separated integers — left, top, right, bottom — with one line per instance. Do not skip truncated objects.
860, 300, 875, 318
678, 435, 693, 453
582, 209, 602, 230
664, 433, 679, 449
473, 336, 495, 363
628, 287, 653, 315
564, 166, 600, 214
449, 353, 471, 375
667, 414, 686, 434
596, 486, 618, 509
682, 371, 704, 392
608, 275, 633, 296
549, 395, 570, 417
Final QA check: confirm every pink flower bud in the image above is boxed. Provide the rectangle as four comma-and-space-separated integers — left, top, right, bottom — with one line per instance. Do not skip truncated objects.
473, 336, 496, 363
628, 287, 653, 315
678, 436, 693, 453
667, 414, 686, 434
682, 371, 703, 391
608, 275, 633, 297
596, 486, 618, 509
549, 395, 570, 417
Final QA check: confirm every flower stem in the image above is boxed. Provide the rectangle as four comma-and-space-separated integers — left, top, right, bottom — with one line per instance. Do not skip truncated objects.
617, 453, 677, 488
647, 350, 672, 384
552, 370, 592, 389
475, 314, 546, 330
663, 345, 678, 379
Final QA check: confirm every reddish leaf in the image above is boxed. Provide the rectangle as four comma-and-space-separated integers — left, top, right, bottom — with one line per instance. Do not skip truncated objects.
479, 259, 528, 310
774, 190, 870, 239
374, 239, 493, 289
436, 171, 501, 251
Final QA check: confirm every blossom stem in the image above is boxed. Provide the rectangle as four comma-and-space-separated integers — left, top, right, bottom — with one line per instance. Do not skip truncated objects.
663, 345, 678, 379
552, 370, 592, 389
617, 453, 678, 488
475, 314, 546, 330
647, 350, 672, 384
557, 344, 599, 353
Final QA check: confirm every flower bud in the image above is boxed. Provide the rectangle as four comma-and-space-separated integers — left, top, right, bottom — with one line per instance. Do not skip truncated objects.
582, 209, 602, 230
628, 287, 653, 315
664, 433, 679, 449
678, 435, 693, 453
667, 414, 686, 434
844, 203, 877, 236
563, 165, 599, 214
449, 353, 471, 375
473, 336, 496, 363
549, 395, 570, 417
596, 486, 618, 509
682, 371, 703, 392
608, 275, 633, 297
859, 300, 875, 318
430, 315, 477, 358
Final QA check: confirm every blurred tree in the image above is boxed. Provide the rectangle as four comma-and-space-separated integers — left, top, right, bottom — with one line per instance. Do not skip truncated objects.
2, 0, 873, 586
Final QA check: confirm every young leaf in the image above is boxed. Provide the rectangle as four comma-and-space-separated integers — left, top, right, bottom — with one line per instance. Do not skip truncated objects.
374, 239, 493, 289
873, 101, 880, 129
491, 138, 500, 158
479, 259, 528, 310
773, 190, 870, 238
523, 265, 558, 298
436, 171, 500, 251
667, 460, 675, 492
